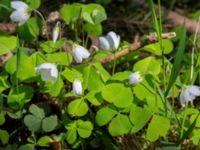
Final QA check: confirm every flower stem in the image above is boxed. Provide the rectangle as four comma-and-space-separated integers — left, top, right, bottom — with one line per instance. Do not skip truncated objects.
190, 16, 200, 82
180, 104, 188, 138
0, 4, 11, 11
112, 52, 117, 75
33, 9, 50, 40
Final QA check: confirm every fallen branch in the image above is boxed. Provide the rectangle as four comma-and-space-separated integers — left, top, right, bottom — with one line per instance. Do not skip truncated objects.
99, 32, 176, 64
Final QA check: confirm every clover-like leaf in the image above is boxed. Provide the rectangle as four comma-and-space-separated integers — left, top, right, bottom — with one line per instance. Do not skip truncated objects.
129, 104, 152, 132
24, 114, 42, 132
102, 83, 133, 108
0, 36, 17, 55
77, 120, 93, 138
108, 114, 132, 136
67, 99, 88, 117
146, 115, 170, 141
95, 105, 117, 126
0, 129, 9, 145
42, 115, 58, 132
0, 113, 5, 125
29, 104, 45, 119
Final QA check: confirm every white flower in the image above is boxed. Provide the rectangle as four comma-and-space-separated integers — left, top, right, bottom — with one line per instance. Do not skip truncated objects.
72, 44, 90, 63
99, 31, 120, 50
180, 85, 200, 107
128, 72, 143, 85
10, 1, 31, 25
99, 37, 110, 50
52, 22, 60, 43
73, 79, 82, 95
35, 63, 58, 84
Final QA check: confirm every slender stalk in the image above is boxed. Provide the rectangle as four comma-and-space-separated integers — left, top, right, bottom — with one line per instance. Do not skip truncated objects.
0, 93, 8, 98
0, 3, 11, 11
112, 52, 117, 75
33, 9, 50, 40
180, 104, 188, 138
190, 16, 200, 81
157, 0, 166, 91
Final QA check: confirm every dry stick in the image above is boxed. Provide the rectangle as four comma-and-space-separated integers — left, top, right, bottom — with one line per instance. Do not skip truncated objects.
99, 32, 176, 64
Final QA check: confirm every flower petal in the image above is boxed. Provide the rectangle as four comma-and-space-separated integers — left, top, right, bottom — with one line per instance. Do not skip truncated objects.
99, 37, 110, 50
128, 71, 142, 85
180, 87, 195, 107
187, 85, 200, 96
52, 22, 60, 42
11, 1, 28, 10
35, 63, 58, 84
72, 45, 90, 63
107, 31, 120, 49
73, 79, 82, 95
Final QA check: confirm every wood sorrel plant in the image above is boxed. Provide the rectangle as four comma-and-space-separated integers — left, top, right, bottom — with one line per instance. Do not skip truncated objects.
0, 0, 200, 149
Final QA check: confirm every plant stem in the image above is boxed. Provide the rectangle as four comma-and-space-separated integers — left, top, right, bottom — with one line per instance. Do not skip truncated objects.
0, 4, 11, 11
33, 9, 50, 40
180, 104, 188, 138
112, 52, 116, 75
190, 16, 200, 82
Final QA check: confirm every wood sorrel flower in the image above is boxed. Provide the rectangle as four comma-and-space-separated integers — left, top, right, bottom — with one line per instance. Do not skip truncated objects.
35, 63, 58, 84
99, 31, 120, 50
72, 44, 90, 63
52, 21, 60, 42
73, 79, 82, 95
180, 85, 200, 107
10, 1, 31, 25
128, 71, 143, 85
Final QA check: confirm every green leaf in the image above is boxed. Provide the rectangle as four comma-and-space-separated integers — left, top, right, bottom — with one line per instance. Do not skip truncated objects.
46, 52, 72, 66
17, 17, 42, 42
143, 39, 173, 55
66, 129, 77, 144
102, 83, 133, 108
83, 23, 102, 36
24, 114, 42, 132
25, 0, 41, 9
0, 36, 17, 55
133, 79, 156, 100
0, 129, 9, 145
60, 3, 81, 25
17, 144, 34, 150
77, 120, 93, 138
8, 86, 34, 110
82, 4, 107, 24
191, 129, 200, 145
0, 113, 5, 125
92, 62, 110, 82
29, 104, 45, 119
37, 136, 50, 147
82, 65, 104, 91
108, 114, 132, 136
85, 90, 104, 106
0, 0, 11, 20
165, 27, 186, 96
95, 105, 117, 126
146, 95, 165, 113
40, 38, 67, 53
110, 71, 131, 81
129, 104, 152, 132
42, 115, 58, 132
17, 53, 37, 82
133, 56, 161, 75
146, 115, 170, 142
62, 67, 83, 82
67, 99, 88, 117
0, 76, 10, 92
39, 75, 64, 96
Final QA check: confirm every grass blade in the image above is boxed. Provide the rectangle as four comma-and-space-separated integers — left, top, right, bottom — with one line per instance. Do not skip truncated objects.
165, 27, 186, 96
